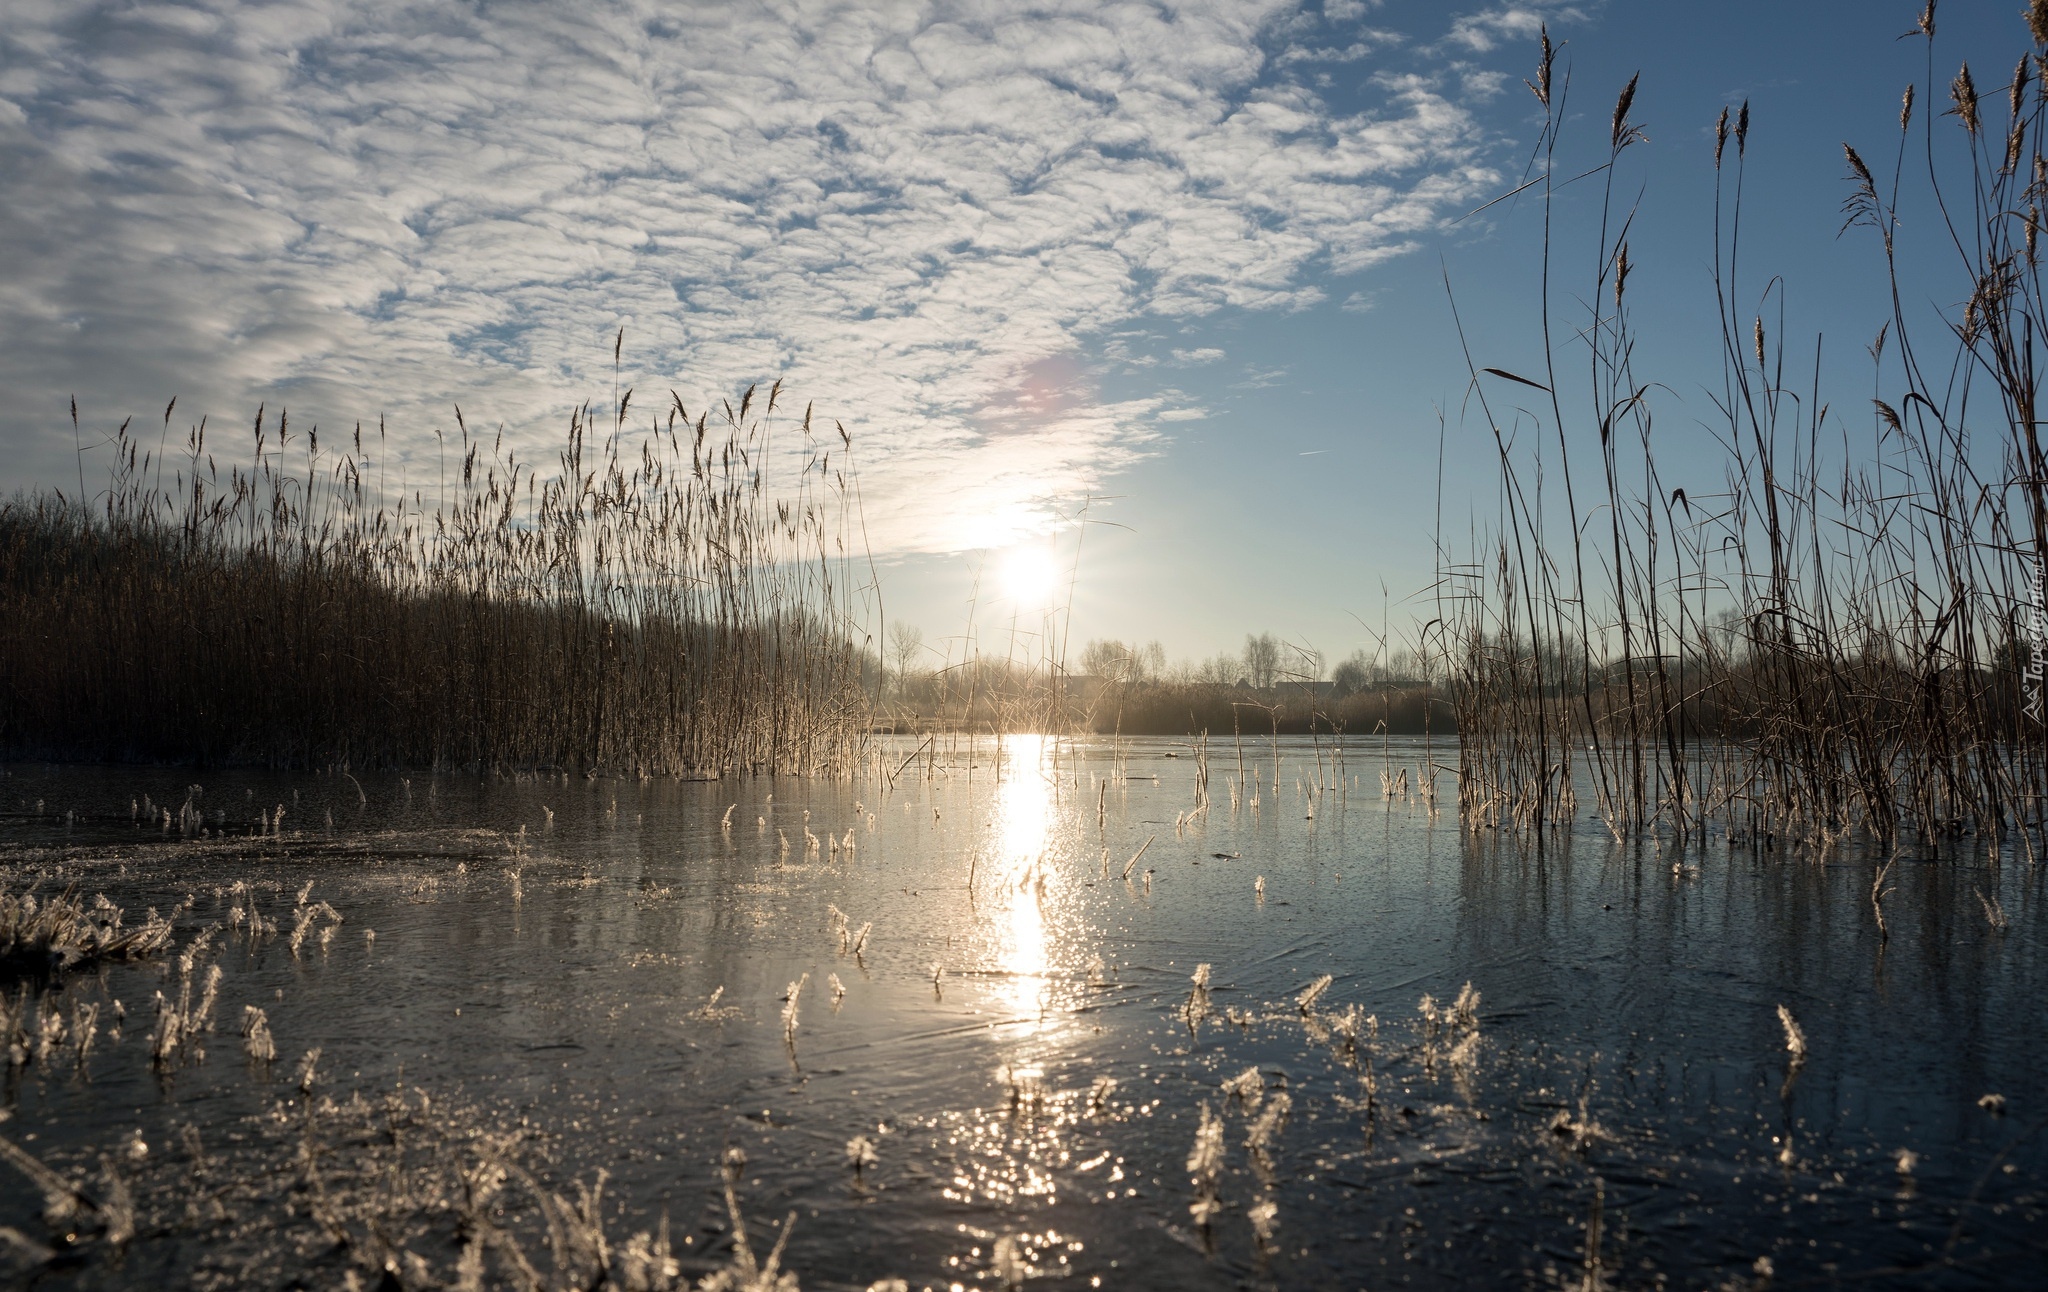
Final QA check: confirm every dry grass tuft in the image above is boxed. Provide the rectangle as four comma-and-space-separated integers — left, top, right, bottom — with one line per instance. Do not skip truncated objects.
0, 888, 173, 977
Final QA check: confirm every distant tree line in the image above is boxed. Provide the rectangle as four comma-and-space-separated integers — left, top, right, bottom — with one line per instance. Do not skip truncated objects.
875, 625, 1450, 735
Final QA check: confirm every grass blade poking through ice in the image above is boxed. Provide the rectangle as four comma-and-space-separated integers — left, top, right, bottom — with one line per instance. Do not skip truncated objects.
1121, 836, 1154, 881
845, 1135, 877, 1182
1296, 974, 1333, 1014
1087, 1076, 1119, 1116
1220, 1067, 1263, 1110
782, 974, 808, 1050
1184, 963, 1213, 1025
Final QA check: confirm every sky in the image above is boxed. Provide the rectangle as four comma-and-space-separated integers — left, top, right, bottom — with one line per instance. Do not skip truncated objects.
0, 0, 2028, 675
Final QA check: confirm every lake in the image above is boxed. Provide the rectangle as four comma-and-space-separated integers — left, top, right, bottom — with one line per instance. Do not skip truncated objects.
0, 735, 2039, 1289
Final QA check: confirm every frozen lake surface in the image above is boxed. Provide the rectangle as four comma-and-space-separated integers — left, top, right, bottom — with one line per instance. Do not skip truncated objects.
0, 736, 2040, 1289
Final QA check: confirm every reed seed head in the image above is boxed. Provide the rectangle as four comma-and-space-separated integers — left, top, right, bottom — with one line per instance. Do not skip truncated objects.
1611, 72, 1642, 151
1527, 23, 1555, 110
1954, 63, 1982, 135
1844, 142, 1874, 188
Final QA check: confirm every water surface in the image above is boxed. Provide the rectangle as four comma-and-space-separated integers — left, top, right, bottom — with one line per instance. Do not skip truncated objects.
0, 736, 2040, 1289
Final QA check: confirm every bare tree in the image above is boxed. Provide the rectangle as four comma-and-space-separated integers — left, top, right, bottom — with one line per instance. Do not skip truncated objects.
1081, 638, 1138, 682
1139, 640, 1167, 680
888, 622, 925, 696
1243, 633, 1280, 689
1332, 650, 1371, 693
1194, 653, 1241, 686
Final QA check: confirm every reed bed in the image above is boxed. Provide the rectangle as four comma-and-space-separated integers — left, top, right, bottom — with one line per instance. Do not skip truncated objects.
885, 655, 1450, 738
0, 376, 877, 776
1076, 680, 1449, 738
1440, 8, 2048, 849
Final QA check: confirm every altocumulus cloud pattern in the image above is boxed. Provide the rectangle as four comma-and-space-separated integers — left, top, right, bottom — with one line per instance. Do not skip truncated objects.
0, 0, 1511, 552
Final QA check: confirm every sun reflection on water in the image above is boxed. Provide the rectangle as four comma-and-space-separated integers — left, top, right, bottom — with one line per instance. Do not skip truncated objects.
941, 733, 1121, 1216
984, 734, 1068, 1036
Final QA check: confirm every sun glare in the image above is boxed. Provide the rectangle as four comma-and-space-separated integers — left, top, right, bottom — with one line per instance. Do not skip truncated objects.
998, 546, 1059, 609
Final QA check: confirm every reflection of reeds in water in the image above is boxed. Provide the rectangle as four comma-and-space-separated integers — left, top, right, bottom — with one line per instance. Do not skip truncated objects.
1775, 1005, 1808, 1065
1186, 1102, 1225, 1228
240, 1005, 276, 1065
0, 376, 874, 776
1975, 888, 2012, 931
1442, 13, 2048, 850
0, 986, 104, 1073
1245, 1090, 1291, 1170
0, 1133, 135, 1257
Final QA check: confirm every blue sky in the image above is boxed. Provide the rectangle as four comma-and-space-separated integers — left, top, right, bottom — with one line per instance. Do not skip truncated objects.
0, 1, 2027, 673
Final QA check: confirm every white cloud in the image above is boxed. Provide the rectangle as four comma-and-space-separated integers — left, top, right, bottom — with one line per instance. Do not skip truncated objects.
1233, 365, 1292, 390
1172, 347, 1227, 365
0, 0, 1501, 553
1276, 39, 1393, 67
1156, 407, 1209, 421
1446, 5, 1584, 54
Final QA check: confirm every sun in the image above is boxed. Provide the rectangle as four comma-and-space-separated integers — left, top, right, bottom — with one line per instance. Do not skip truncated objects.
997, 545, 1060, 609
